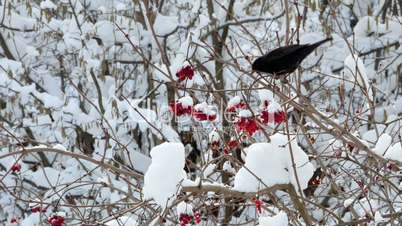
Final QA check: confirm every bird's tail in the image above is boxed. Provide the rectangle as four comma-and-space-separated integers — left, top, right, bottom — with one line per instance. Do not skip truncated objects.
311, 37, 333, 48
303, 37, 332, 56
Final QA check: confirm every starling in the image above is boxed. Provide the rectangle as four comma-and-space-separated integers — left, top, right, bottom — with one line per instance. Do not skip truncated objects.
252, 37, 332, 76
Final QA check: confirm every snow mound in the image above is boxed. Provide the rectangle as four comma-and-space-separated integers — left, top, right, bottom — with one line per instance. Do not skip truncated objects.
143, 142, 187, 206
234, 134, 314, 192
384, 143, 402, 162
372, 133, 402, 162
178, 96, 193, 107
228, 96, 242, 107
344, 54, 372, 101
259, 211, 288, 226
353, 16, 377, 37
40, 0, 57, 10
373, 133, 392, 156
106, 216, 137, 226
154, 13, 178, 36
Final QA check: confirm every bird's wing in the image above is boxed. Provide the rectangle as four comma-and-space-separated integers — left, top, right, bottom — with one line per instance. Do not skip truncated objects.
263, 44, 307, 61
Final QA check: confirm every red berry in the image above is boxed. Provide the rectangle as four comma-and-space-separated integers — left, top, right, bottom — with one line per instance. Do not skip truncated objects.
193, 110, 216, 122
236, 117, 259, 136
261, 110, 269, 124
48, 215, 65, 226
31, 206, 47, 213
252, 198, 263, 214
310, 178, 320, 186
226, 102, 246, 112
274, 111, 286, 124
194, 212, 201, 224
10, 218, 19, 224
227, 140, 239, 149
176, 65, 195, 81
169, 102, 192, 117
11, 163, 21, 173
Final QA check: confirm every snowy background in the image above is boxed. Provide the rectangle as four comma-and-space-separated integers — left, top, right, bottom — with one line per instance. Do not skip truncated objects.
1, 0, 402, 225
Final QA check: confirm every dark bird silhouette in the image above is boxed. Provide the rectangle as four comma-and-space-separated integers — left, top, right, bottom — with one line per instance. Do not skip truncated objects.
252, 37, 332, 76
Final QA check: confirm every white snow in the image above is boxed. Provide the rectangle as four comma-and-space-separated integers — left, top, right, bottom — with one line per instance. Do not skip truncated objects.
258, 89, 274, 102
40, 0, 57, 10
234, 134, 314, 192
153, 13, 179, 36
22, 167, 60, 188
228, 96, 241, 107
209, 130, 220, 143
267, 101, 281, 113
344, 54, 373, 101
374, 211, 385, 223
343, 198, 354, 208
20, 213, 41, 226
223, 161, 235, 174
36, 92, 64, 108
238, 109, 252, 117
106, 216, 137, 226
94, 21, 124, 47
259, 211, 288, 226
384, 143, 402, 162
53, 144, 67, 151
143, 142, 187, 206
353, 16, 377, 37
178, 96, 194, 107
373, 133, 392, 156
177, 201, 193, 215
194, 102, 216, 116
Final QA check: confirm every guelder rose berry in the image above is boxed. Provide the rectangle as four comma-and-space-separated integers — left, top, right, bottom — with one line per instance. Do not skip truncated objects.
176, 65, 194, 81
252, 197, 263, 214
236, 110, 259, 136
192, 103, 216, 122
260, 100, 286, 124
48, 215, 65, 226
226, 96, 247, 112
169, 96, 193, 117
11, 163, 21, 173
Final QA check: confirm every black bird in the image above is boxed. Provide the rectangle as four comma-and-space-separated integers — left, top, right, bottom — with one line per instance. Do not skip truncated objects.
252, 37, 332, 76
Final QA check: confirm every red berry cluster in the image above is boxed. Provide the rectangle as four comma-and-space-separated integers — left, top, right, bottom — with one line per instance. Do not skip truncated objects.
260, 110, 269, 124
273, 111, 286, 124
226, 102, 247, 112
169, 102, 192, 117
260, 101, 286, 124
31, 206, 47, 213
48, 215, 64, 226
309, 178, 321, 186
179, 213, 192, 226
236, 117, 259, 136
10, 217, 20, 224
192, 110, 216, 121
169, 99, 217, 122
178, 211, 201, 226
11, 163, 21, 173
176, 65, 195, 81
252, 198, 263, 214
